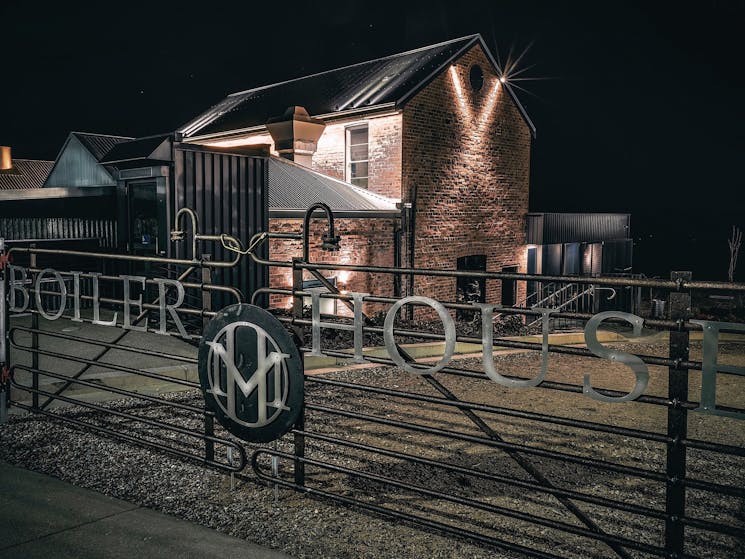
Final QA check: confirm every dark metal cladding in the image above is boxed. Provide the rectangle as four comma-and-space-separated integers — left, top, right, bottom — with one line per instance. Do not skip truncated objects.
171, 144, 268, 308
527, 213, 631, 245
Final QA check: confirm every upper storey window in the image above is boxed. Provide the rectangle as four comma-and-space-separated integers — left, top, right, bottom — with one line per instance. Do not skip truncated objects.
346, 124, 369, 188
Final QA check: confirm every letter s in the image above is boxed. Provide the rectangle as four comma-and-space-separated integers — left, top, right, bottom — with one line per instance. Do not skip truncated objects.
583, 311, 649, 403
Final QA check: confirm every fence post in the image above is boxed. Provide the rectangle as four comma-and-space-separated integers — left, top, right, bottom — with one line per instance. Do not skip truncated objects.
291, 257, 305, 486
30, 246, 38, 410
201, 254, 212, 331
0, 239, 8, 424
664, 270, 691, 557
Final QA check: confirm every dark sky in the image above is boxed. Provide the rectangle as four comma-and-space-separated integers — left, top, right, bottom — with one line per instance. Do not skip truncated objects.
2, 0, 744, 278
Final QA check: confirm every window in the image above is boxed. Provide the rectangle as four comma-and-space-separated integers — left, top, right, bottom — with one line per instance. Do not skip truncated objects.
346, 125, 369, 188
469, 64, 484, 92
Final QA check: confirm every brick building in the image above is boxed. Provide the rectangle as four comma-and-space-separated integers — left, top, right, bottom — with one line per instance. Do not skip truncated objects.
181, 34, 535, 311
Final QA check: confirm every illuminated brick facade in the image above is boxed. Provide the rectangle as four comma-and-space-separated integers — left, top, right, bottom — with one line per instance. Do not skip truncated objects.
401, 43, 531, 306
202, 42, 531, 311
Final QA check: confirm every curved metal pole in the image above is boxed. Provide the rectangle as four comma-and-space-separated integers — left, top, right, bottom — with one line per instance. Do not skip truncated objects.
303, 202, 339, 262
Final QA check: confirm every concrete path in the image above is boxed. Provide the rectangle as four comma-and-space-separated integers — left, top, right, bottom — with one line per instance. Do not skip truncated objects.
0, 462, 291, 559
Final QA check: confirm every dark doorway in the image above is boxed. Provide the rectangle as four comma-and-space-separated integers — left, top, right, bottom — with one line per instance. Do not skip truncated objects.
127, 181, 159, 256
501, 265, 518, 306
456, 255, 486, 320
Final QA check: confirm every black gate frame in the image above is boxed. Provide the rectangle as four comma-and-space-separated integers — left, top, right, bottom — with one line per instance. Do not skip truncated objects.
0, 208, 249, 472
243, 205, 745, 559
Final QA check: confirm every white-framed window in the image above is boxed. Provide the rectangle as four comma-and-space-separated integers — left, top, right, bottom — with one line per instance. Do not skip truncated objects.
345, 124, 369, 188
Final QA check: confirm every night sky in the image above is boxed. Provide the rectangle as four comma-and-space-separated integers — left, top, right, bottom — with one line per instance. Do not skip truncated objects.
2, 1, 743, 280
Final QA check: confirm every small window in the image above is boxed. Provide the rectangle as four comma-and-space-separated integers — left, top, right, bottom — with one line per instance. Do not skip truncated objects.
469, 65, 484, 92
346, 125, 369, 188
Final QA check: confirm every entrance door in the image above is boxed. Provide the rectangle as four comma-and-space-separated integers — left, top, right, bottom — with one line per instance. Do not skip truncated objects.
127, 181, 159, 256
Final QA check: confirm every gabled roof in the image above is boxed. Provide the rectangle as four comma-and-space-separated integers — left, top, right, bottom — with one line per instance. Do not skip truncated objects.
181, 34, 535, 140
100, 134, 172, 166
72, 132, 133, 161
268, 157, 398, 216
0, 159, 54, 190
44, 132, 135, 188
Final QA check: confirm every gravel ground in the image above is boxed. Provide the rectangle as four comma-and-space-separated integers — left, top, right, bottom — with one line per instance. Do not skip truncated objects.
2, 340, 745, 558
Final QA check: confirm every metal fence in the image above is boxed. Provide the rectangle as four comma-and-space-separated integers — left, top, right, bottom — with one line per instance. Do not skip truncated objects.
2, 206, 745, 558
0, 209, 247, 471
242, 207, 745, 559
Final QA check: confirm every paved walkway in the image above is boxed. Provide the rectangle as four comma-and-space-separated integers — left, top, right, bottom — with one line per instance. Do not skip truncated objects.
0, 462, 291, 559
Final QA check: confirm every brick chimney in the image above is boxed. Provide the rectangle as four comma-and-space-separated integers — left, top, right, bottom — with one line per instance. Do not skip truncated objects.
265, 106, 325, 168
0, 146, 12, 171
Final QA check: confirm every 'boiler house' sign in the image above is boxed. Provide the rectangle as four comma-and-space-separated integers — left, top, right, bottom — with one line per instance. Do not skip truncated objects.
7, 266, 745, 443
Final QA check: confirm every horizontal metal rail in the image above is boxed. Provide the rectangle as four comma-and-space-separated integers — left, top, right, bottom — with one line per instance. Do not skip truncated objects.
253, 287, 700, 331
11, 326, 197, 364
9, 334, 199, 389
22, 267, 244, 303
306, 403, 668, 482
10, 384, 245, 472
278, 314, 707, 371
8, 245, 240, 269
306, 376, 673, 443
13, 365, 203, 414
295, 428, 666, 518
246, 242, 745, 292
253, 449, 671, 557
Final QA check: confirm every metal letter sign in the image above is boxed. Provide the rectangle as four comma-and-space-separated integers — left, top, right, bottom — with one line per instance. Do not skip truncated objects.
198, 304, 303, 442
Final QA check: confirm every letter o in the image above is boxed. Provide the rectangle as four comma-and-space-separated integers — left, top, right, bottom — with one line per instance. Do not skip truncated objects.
383, 296, 456, 375
35, 268, 67, 321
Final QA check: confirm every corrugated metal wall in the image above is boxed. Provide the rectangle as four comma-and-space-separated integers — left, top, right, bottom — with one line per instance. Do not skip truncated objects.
0, 217, 117, 248
171, 145, 269, 308
527, 213, 631, 244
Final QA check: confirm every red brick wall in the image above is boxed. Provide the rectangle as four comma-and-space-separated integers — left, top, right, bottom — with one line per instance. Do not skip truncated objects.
401, 43, 531, 310
206, 114, 403, 201
267, 216, 399, 315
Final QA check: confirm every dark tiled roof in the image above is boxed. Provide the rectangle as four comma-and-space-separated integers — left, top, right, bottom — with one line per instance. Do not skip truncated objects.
0, 159, 54, 190
72, 132, 133, 161
100, 134, 171, 164
182, 36, 484, 138
268, 157, 397, 212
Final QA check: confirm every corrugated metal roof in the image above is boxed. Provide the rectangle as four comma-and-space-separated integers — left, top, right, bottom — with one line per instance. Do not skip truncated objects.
268, 157, 398, 212
100, 134, 172, 164
527, 213, 631, 245
0, 159, 55, 190
181, 34, 534, 139
71, 132, 133, 161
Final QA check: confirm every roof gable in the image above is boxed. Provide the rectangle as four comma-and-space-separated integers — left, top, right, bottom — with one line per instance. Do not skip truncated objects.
44, 133, 130, 187
181, 35, 534, 140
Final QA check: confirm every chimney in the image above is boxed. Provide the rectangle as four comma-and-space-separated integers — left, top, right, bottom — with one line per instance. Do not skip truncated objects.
265, 106, 325, 168
0, 146, 12, 171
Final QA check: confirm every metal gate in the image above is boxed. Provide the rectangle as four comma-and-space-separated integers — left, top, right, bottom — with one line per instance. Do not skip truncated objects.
0, 208, 249, 471
2, 206, 745, 558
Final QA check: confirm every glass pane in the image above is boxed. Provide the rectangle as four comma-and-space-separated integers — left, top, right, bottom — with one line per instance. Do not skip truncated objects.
350, 144, 368, 162
350, 162, 368, 178
351, 177, 368, 189
130, 183, 158, 252
348, 126, 368, 145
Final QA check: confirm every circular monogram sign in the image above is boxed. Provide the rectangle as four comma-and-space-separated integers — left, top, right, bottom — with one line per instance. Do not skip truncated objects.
198, 304, 303, 442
